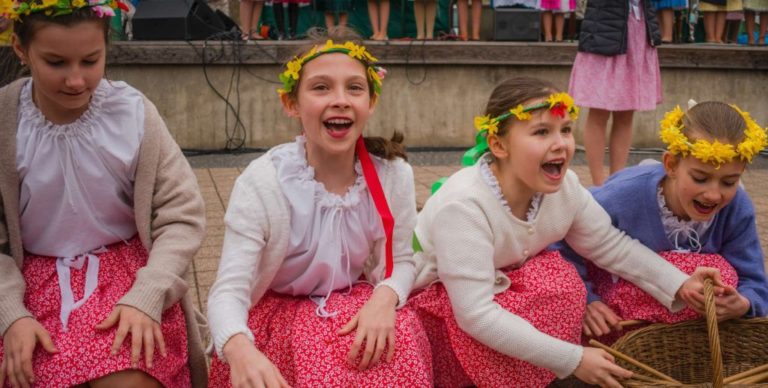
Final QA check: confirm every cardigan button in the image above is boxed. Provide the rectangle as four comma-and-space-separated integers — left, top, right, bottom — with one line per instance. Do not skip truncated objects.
523, 249, 530, 256
527, 227, 534, 234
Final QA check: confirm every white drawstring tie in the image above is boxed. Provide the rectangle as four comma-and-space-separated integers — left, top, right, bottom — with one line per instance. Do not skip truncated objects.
56, 247, 107, 331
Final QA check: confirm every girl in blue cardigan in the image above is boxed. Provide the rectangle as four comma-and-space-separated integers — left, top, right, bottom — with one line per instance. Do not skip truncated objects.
561, 101, 768, 343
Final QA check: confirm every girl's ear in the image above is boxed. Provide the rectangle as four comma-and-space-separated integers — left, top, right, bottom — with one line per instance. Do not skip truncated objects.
487, 133, 509, 160
11, 34, 28, 65
280, 93, 300, 118
662, 151, 679, 179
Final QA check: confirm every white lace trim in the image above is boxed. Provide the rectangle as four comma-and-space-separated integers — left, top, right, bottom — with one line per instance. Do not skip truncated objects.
288, 136, 367, 209
20, 79, 108, 137
479, 155, 542, 222
657, 185, 712, 252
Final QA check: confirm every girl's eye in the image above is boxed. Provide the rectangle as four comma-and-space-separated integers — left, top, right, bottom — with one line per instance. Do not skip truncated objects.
722, 180, 738, 187
83, 59, 98, 65
692, 176, 707, 184
46, 60, 64, 67
561, 126, 572, 134
311, 84, 328, 91
349, 84, 365, 92
534, 128, 548, 136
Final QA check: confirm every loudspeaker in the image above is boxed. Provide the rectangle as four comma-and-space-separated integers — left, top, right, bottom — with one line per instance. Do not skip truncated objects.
132, 0, 225, 40
493, 8, 540, 41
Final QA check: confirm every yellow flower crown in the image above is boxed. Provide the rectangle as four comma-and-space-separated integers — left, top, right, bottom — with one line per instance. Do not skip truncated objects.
277, 40, 385, 97
659, 105, 768, 168
474, 92, 580, 136
2, 0, 128, 21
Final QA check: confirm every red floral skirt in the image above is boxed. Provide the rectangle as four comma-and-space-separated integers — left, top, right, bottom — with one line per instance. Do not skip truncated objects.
588, 251, 738, 344
208, 283, 432, 387
410, 250, 586, 388
0, 237, 190, 388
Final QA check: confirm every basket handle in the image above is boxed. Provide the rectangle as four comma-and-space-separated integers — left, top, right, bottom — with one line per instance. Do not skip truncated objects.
704, 277, 724, 388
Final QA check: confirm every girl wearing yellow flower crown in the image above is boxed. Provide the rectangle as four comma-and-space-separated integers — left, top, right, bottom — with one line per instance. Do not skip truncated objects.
206, 27, 431, 388
559, 101, 768, 345
409, 77, 722, 387
0, 1, 208, 387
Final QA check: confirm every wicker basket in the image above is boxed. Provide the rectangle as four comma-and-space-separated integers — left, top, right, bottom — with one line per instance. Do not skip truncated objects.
610, 279, 768, 387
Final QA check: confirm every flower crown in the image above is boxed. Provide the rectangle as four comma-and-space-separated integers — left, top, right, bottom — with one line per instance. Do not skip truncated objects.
2, 0, 128, 21
474, 92, 580, 136
277, 40, 385, 97
659, 105, 767, 168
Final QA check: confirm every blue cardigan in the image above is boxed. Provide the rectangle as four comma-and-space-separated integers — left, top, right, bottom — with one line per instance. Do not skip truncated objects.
558, 164, 768, 317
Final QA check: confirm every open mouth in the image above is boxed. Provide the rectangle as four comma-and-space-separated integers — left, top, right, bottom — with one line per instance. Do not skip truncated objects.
323, 118, 353, 138
541, 159, 564, 180
62, 90, 86, 96
692, 199, 717, 215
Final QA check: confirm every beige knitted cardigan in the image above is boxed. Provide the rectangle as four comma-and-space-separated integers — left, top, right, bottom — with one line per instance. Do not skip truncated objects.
0, 79, 208, 387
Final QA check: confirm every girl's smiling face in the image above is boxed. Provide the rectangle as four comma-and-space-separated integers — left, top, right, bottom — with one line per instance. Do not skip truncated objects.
662, 150, 745, 222
13, 21, 106, 124
281, 53, 376, 162
489, 97, 576, 196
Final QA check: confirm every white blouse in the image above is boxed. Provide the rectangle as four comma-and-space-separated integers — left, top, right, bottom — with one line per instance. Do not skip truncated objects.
16, 79, 144, 329
269, 137, 384, 317
657, 185, 712, 253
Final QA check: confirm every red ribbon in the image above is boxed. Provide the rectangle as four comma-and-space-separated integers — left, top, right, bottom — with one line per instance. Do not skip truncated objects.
355, 136, 394, 278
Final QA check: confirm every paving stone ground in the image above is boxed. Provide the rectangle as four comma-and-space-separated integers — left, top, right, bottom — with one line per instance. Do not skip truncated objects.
188, 159, 768, 314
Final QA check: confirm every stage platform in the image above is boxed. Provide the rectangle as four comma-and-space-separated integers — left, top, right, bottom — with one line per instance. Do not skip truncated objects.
3, 41, 767, 150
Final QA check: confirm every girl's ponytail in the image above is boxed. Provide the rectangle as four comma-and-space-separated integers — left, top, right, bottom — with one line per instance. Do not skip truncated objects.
363, 131, 407, 161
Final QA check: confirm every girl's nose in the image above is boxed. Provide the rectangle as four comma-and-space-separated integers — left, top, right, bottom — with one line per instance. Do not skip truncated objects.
331, 90, 351, 108
65, 69, 86, 90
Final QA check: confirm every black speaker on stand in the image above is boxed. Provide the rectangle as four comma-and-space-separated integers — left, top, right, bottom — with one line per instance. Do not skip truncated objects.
493, 8, 540, 41
132, 0, 226, 40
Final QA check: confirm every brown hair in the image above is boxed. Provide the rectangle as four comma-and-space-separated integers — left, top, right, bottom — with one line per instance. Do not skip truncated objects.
285, 26, 406, 161
13, 7, 111, 49
682, 101, 747, 145
483, 77, 561, 137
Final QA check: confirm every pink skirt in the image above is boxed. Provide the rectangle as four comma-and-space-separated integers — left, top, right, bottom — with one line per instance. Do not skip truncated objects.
568, 2, 662, 112
0, 237, 190, 388
410, 250, 586, 388
208, 283, 432, 387
540, 0, 576, 11
587, 251, 739, 344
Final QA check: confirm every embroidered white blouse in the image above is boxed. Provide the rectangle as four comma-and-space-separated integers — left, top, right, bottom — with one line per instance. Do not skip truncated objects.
657, 185, 712, 253
16, 79, 144, 329
269, 137, 385, 316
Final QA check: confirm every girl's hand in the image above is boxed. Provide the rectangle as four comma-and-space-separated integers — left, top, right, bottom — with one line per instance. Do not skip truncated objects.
714, 287, 750, 321
675, 267, 726, 313
0, 317, 58, 388
338, 286, 398, 370
583, 301, 622, 337
223, 334, 290, 388
573, 347, 633, 388
95, 305, 167, 369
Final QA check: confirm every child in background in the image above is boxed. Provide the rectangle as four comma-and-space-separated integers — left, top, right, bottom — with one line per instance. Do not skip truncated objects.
413, 0, 437, 39
559, 101, 768, 343
456, 0, 482, 40
316, 0, 352, 32
700, 0, 743, 43
273, 0, 306, 40
569, 0, 663, 185
540, 0, 575, 42
0, 1, 207, 386
240, 0, 265, 39
744, 0, 768, 45
410, 77, 723, 388
206, 27, 431, 387
652, 0, 687, 42
367, 0, 390, 40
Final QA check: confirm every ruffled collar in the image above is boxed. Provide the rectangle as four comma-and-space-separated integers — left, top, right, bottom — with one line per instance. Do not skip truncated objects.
19, 79, 108, 137
657, 184, 712, 252
479, 154, 542, 222
274, 136, 368, 209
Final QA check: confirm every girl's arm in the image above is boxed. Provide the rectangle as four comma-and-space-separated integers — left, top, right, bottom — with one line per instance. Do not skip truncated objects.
719, 191, 768, 317
207, 162, 278, 359
565, 184, 689, 310
430, 200, 583, 378
0, 229, 33, 334
374, 159, 418, 306
116, 99, 206, 323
